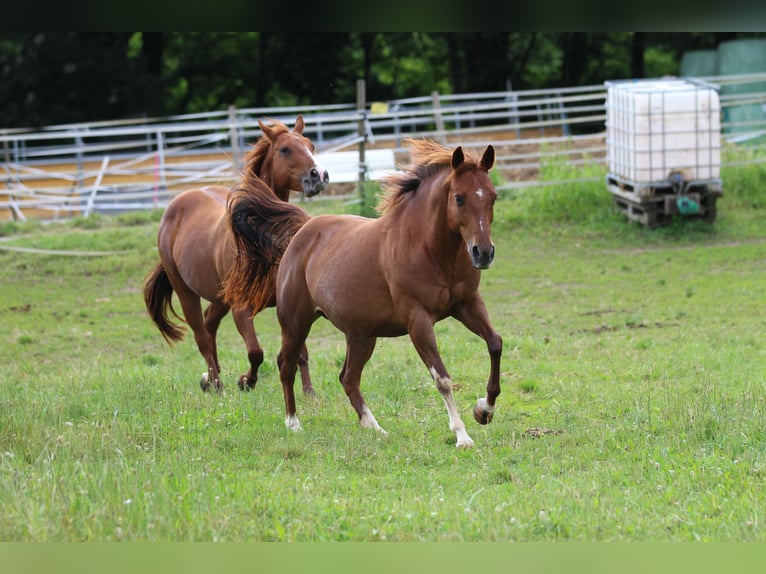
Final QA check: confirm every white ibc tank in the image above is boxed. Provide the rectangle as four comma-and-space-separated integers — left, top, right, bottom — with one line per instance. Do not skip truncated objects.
606, 79, 721, 184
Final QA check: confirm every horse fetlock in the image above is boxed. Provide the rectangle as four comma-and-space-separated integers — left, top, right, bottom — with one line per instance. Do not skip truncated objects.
360, 406, 387, 435
200, 372, 210, 392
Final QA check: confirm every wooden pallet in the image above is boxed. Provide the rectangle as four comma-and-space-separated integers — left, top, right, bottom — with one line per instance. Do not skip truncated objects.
607, 176, 722, 228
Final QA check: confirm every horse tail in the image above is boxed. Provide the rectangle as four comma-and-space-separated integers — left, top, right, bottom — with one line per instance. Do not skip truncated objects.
224, 180, 310, 314
143, 262, 187, 344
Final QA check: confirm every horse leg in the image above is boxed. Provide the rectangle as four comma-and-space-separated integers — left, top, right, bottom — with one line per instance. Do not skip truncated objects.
297, 343, 315, 396
276, 317, 314, 432
407, 311, 474, 448
203, 301, 228, 376
173, 287, 223, 393
340, 336, 386, 434
453, 294, 503, 425
231, 306, 264, 391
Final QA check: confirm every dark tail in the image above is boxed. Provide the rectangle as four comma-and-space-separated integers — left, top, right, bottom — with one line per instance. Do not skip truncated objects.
143, 262, 186, 344
224, 175, 310, 314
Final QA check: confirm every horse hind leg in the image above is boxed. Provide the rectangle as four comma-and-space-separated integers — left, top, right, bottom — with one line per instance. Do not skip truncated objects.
203, 301, 230, 390
277, 325, 313, 432
297, 343, 315, 396
231, 307, 264, 391
277, 346, 302, 432
173, 287, 223, 393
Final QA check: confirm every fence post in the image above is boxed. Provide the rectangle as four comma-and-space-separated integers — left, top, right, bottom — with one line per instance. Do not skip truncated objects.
432, 90, 446, 144
84, 156, 109, 218
155, 130, 167, 204
228, 105, 242, 170
357, 78, 367, 206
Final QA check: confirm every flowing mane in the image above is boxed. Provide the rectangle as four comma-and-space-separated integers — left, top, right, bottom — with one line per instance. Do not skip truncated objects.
376, 138, 482, 215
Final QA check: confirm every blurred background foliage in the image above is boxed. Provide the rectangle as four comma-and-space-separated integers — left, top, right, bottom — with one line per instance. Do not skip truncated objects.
1, 32, 764, 129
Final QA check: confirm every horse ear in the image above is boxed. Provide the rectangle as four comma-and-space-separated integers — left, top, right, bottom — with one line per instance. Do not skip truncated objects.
480, 145, 495, 171
293, 114, 305, 134
451, 146, 465, 169
258, 118, 275, 141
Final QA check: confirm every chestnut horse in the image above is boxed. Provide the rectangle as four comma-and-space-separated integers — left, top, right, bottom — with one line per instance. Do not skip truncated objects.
143, 115, 328, 393
226, 139, 502, 448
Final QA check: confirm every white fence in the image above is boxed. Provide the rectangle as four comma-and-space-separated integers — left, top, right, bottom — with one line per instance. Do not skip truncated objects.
2, 74, 766, 220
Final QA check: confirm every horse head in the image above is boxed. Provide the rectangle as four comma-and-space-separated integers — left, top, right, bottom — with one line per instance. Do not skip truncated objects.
257, 115, 329, 198
447, 145, 497, 269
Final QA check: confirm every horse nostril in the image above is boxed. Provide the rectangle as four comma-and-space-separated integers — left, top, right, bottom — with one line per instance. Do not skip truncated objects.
322, 170, 329, 183
472, 245, 481, 259
490, 245, 495, 261
310, 168, 319, 182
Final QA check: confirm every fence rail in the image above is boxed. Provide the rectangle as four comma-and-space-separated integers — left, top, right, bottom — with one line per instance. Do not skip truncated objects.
3, 73, 766, 220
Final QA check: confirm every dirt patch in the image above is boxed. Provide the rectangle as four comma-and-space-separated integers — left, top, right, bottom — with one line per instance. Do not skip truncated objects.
524, 426, 563, 438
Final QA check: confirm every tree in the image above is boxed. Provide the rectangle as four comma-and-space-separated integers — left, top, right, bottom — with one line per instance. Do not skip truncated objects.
3, 32, 766, 129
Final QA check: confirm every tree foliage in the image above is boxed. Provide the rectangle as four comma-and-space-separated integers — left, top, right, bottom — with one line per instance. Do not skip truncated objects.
1, 32, 764, 129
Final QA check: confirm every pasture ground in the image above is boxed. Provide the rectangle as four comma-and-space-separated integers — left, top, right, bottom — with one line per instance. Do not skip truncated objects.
1, 156, 766, 545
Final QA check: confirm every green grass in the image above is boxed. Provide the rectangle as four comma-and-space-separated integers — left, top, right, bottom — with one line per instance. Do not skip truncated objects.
1, 152, 766, 541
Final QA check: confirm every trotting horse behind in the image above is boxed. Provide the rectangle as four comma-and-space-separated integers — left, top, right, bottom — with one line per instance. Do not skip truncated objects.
225, 138, 502, 448
143, 115, 328, 393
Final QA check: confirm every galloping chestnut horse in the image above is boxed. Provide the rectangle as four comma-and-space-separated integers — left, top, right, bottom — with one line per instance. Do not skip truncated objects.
226, 139, 502, 448
143, 115, 328, 393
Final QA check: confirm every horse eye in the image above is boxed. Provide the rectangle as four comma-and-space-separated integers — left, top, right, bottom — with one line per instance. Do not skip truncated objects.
279, 146, 290, 154
455, 194, 465, 207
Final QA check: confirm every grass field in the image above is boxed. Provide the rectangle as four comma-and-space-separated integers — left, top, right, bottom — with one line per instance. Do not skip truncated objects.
1, 154, 766, 542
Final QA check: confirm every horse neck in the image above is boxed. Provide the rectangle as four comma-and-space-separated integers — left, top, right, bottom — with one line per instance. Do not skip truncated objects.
402, 175, 464, 268
254, 152, 291, 202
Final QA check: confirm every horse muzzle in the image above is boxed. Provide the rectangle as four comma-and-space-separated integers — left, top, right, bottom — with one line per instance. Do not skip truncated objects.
303, 167, 329, 197
470, 243, 495, 269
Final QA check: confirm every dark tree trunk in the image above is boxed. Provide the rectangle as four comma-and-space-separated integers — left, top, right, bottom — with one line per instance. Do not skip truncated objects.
561, 32, 587, 86
631, 32, 645, 79
142, 32, 163, 75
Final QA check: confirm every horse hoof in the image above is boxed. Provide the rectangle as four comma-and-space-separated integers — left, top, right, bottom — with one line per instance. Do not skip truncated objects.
473, 404, 494, 425
302, 385, 316, 397
200, 372, 211, 392
238, 375, 256, 392
285, 415, 303, 432
456, 434, 475, 448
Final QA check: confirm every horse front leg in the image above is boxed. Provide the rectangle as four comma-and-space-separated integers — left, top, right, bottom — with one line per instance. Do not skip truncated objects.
407, 311, 474, 448
453, 293, 503, 425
